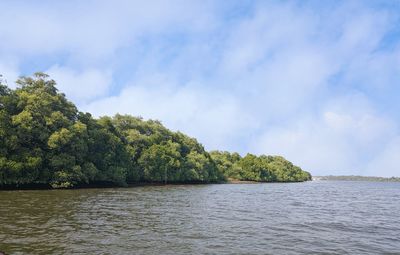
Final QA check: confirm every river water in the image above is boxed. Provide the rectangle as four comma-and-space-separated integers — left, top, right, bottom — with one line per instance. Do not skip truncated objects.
1, 181, 399, 255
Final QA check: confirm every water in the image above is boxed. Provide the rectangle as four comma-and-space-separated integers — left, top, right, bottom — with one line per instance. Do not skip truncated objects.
1, 181, 399, 255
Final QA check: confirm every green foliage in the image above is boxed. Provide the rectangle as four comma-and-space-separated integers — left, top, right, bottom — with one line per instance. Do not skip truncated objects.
111, 114, 223, 183
0, 73, 310, 188
139, 141, 181, 183
210, 151, 311, 182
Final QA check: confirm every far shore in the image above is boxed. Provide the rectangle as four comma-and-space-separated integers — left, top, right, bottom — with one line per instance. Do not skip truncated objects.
313, 175, 400, 182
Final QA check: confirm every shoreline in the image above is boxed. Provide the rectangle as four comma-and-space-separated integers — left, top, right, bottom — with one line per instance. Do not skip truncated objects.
0, 179, 312, 191
227, 179, 260, 184
0, 181, 227, 191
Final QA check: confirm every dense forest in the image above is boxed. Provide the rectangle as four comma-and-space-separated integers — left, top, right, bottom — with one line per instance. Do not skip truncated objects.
0, 73, 311, 188
210, 151, 311, 182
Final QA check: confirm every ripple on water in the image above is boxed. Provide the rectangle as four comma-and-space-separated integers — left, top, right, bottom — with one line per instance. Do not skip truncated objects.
0, 181, 400, 254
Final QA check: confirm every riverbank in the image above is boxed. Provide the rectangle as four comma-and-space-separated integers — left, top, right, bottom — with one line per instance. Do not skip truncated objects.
0, 179, 315, 190
0, 181, 227, 191
227, 179, 260, 184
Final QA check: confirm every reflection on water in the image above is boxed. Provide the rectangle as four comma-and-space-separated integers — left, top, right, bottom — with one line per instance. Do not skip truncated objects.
1, 181, 400, 254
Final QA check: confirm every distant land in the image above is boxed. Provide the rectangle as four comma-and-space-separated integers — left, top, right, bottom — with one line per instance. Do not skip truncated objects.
313, 175, 400, 182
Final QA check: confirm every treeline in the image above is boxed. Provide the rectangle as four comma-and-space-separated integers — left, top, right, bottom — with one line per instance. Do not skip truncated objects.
210, 151, 311, 182
0, 73, 311, 188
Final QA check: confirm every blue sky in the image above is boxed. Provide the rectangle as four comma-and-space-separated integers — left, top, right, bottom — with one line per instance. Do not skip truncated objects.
1, 0, 399, 177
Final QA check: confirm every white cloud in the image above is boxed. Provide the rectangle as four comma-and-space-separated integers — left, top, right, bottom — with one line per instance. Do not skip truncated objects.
366, 137, 400, 177
250, 94, 398, 176
82, 75, 258, 151
0, 60, 20, 88
0, 0, 215, 60
47, 66, 112, 103
80, 1, 400, 177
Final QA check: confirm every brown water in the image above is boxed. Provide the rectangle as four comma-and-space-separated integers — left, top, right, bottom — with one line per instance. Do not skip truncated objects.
1, 181, 400, 255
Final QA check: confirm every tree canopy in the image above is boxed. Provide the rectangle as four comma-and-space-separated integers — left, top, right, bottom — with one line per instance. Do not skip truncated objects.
210, 151, 311, 182
0, 73, 311, 188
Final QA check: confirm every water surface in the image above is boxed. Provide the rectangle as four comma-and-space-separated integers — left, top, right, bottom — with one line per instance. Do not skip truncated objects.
1, 181, 399, 254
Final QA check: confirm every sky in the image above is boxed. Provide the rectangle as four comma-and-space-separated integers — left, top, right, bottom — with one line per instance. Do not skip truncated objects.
1, 0, 399, 177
